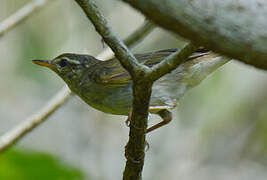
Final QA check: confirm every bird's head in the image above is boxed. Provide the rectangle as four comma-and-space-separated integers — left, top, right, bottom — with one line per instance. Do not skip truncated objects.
32, 53, 99, 85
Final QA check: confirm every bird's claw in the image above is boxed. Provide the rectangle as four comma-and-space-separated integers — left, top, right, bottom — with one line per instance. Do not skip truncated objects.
125, 118, 130, 127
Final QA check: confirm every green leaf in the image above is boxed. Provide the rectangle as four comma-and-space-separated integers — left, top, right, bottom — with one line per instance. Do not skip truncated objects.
0, 149, 84, 180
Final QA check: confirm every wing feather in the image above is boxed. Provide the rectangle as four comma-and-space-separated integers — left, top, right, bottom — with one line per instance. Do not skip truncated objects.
93, 49, 209, 86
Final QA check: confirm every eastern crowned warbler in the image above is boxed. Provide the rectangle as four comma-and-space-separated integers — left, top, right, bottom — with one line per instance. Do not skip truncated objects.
32, 49, 229, 133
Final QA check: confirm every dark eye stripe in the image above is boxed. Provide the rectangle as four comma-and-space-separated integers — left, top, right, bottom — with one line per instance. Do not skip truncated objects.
59, 59, 68, 67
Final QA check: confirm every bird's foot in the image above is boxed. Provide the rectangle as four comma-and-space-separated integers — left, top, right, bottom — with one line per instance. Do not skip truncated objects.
125, 109, 145, 131
125, 110, 132, 127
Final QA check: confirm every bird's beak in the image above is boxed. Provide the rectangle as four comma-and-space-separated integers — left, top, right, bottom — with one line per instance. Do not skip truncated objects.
32, 60, 55, 69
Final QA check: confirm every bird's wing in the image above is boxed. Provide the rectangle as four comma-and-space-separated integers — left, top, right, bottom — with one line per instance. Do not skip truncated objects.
92, 60, 131, 86
92, 49, 209, 86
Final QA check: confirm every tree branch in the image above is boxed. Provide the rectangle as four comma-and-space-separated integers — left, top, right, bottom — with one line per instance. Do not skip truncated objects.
0, 0, 51, 37
122, 0, 267, 71
73, 1, 197, 179
73, 1, 149, 179
74, 0, 150, 78
97, 20, 155, 60
123, 21, 155, 49
0, 20, 155, 153
149, 43, 197, 81
0, 86, 71, 153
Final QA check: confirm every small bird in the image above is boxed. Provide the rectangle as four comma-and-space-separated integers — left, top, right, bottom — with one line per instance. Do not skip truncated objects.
32, 49, 229, 133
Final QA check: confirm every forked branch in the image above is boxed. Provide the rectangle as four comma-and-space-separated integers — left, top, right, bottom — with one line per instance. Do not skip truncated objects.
74, 0, 196, 179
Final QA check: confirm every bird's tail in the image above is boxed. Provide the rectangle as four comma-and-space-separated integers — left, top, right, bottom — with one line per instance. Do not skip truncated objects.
180, 53, 230, 88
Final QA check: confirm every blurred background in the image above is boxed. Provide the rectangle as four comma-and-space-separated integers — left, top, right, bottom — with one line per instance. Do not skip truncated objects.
0, 0, 266, 179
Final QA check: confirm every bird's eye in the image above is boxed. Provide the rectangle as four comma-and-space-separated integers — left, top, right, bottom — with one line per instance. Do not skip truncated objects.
59, 59, 68, 68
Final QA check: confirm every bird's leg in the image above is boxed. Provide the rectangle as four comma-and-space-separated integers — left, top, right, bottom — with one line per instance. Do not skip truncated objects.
125, 109, 152, 129
125, 109, 143, 130
146, 109, 172, 133
126, 109, 173, 133
125, 109, 150, 151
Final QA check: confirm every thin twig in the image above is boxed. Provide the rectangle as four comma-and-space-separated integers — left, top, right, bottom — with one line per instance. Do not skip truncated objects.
0, 0, 51, 37
0, 85, 71, 153
124, 21, 155, 48
0, 21, 155, 152
149, 42, 197, 81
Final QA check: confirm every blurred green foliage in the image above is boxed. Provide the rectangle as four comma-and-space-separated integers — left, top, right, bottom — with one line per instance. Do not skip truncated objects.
0, 149, 84, 180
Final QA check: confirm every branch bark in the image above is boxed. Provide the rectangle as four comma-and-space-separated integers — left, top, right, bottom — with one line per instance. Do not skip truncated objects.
0, 20, 155, 152
122, 0, 267, 71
